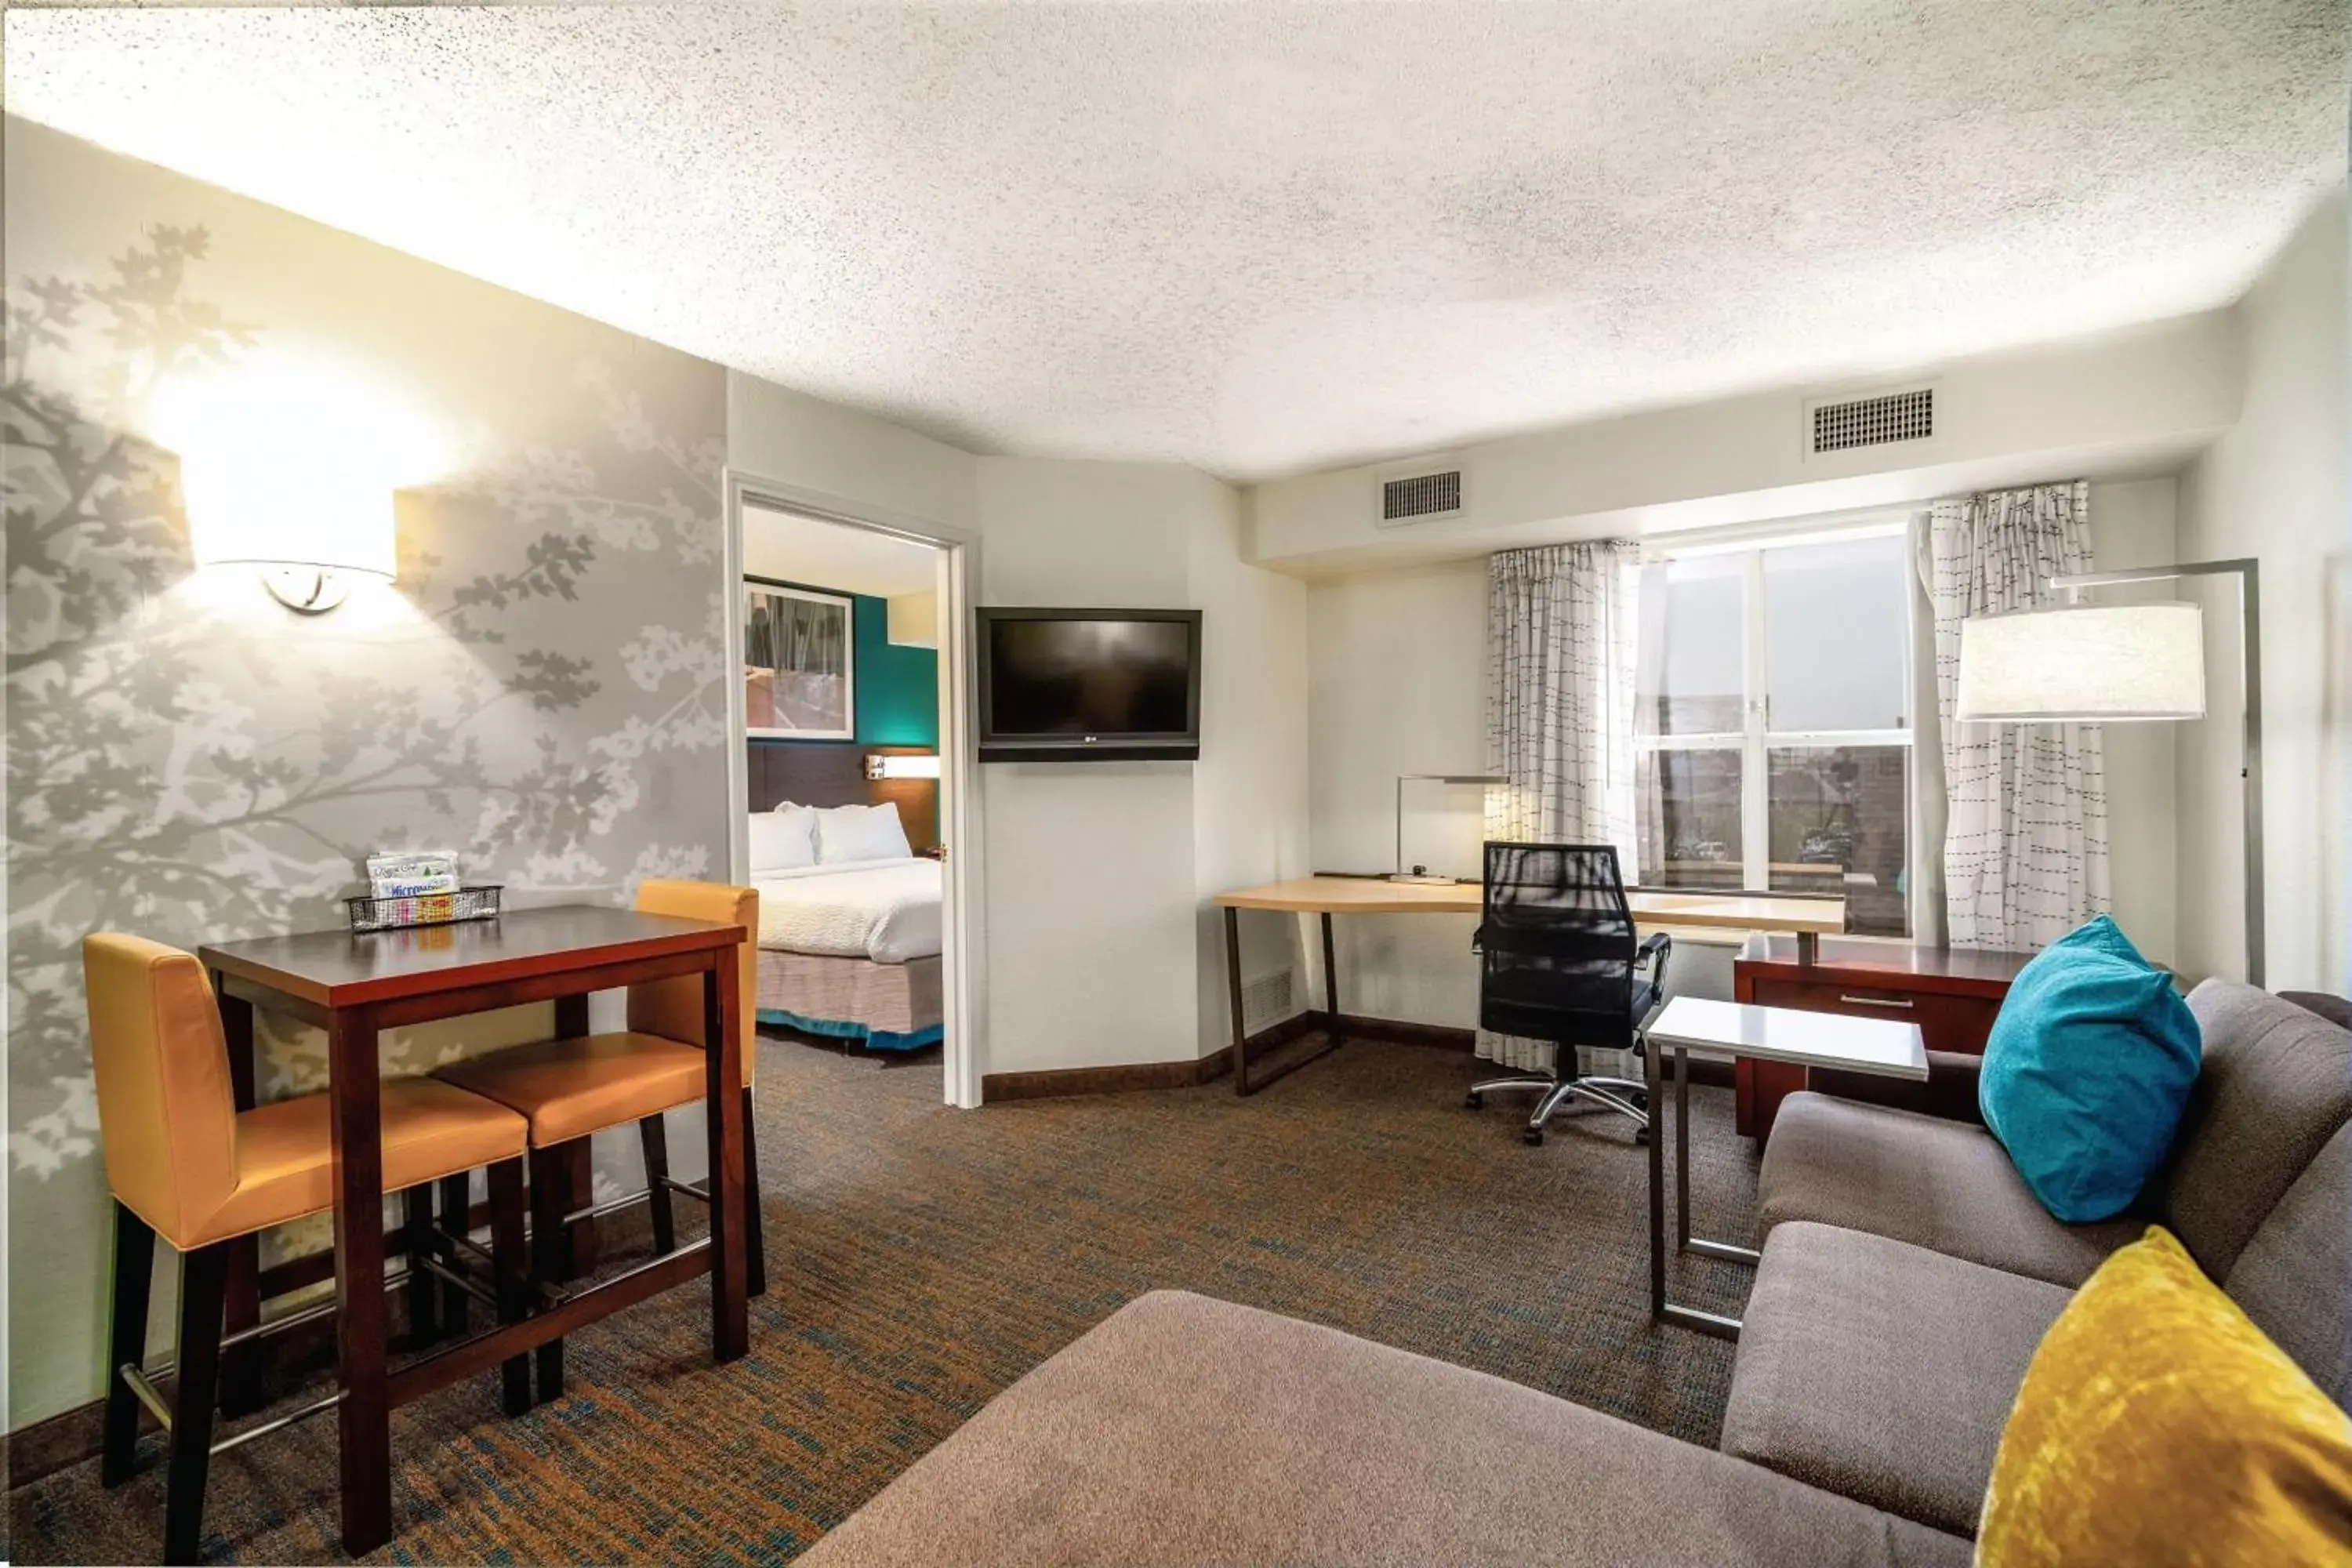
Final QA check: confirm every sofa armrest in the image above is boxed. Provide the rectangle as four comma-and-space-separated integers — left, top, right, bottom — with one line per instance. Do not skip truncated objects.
1807, 1049, 1984, 1125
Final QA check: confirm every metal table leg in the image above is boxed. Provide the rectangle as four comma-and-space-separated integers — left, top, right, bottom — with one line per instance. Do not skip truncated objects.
1231, 907, 1344, 1096
1653, 1042, 1751, 1341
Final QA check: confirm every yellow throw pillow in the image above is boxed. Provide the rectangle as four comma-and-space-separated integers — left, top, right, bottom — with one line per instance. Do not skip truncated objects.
1978, 1225, 2352, 1566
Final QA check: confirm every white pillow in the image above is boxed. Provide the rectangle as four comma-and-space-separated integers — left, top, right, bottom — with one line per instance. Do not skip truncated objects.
748, 808, 818, 874
815, 802, 913, 865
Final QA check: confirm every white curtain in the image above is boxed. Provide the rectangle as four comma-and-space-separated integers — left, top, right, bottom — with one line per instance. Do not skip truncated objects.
1922, 481, 2111, 949
1479, 540, 1639, 1070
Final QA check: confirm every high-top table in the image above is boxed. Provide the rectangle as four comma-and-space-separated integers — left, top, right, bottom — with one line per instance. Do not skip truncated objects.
199, 906, 748, 1555
1210, 877, 1846, 1095
1642, 996, 1926, 1340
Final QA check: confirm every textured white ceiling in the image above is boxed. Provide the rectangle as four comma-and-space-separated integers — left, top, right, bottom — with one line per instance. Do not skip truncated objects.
5, 3, 2343, 481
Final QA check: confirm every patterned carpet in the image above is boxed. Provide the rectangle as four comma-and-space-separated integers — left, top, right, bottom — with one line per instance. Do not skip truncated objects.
12, 1032, 1761, 1564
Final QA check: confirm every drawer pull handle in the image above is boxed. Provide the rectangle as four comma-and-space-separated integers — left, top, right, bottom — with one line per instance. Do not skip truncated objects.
1838, 993, 1915, 1009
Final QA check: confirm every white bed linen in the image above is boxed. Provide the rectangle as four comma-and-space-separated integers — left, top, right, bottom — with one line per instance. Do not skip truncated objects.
753, 858, 942, 964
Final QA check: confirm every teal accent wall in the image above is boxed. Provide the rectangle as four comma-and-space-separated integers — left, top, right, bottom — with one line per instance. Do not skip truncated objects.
851, 594, 938, 746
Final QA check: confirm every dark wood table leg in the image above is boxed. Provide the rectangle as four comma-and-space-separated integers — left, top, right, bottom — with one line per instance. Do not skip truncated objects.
704, 946, 749, 1362
328, 1005, 393, 1556
212, 975, 265, 1417
554, 994, 599, 1274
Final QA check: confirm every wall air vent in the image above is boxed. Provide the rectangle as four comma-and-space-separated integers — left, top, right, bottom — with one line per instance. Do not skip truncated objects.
1810, 387, 1933, 455
1241, 969, 1295, 1033
1379, 468, 1465, 526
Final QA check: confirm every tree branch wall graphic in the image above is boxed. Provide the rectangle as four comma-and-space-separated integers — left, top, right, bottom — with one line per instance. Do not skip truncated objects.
5, 226, 731, 1181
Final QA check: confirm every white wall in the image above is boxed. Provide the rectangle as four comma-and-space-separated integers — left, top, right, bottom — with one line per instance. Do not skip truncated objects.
1256, 313, 2239, 575
972, 458, 1311, 1075
1192, 485, 1312, 1046
728, 385, 1313, 1082
729, 372, 978, 528
1305, 476, 2187, 1028
1306, 561, 1488, 1025
2085, 477, 2182, 968
2176, 190, 2350, 993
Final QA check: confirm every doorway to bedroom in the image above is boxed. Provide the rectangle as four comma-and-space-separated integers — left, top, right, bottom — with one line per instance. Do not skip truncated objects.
729, 492, 962, 1105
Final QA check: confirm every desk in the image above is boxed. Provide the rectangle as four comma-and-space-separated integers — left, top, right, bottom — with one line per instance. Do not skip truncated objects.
1644, 997, 1926, 1339
1730, 937, 2034, 1141
199, 906, 748, 1555
1210, 877, 1846, 1096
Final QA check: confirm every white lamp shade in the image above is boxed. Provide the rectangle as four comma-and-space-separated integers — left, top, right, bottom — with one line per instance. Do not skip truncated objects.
180, 452, 400, 578
1956, 602, 2205, 721
158, 355, 433, 583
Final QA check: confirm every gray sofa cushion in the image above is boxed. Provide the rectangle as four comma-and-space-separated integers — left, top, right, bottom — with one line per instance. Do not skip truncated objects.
1759, 1091, 2141, 1287
2163, 979, 2352, 1279
800, 1290, 1971, 1568
1722, 1221, 2073, 1539
2224, 1122, 2352, 1407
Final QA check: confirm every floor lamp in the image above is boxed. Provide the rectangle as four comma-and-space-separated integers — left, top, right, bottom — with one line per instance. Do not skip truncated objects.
1955, 557, 2262, 985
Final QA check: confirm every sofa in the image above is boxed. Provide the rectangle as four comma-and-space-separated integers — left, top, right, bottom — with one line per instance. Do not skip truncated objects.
802, 980, 2349, 1566
1726, 978, 2351, 1539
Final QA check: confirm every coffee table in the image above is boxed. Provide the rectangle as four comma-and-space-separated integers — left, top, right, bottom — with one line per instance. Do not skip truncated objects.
1642, 996, 1928, 1339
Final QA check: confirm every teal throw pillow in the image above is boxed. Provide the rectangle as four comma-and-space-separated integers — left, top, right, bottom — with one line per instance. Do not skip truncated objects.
1979, 916, 2201, 1224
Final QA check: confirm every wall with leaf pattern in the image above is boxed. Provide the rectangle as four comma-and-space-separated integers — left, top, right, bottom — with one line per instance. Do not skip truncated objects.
4, 119, 731, 1425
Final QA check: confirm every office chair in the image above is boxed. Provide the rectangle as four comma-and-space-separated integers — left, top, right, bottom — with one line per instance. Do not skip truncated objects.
1465, 842, 1670, 1146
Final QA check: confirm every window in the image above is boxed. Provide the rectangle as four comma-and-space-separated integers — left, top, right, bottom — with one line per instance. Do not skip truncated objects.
1635, 530, 1912, 935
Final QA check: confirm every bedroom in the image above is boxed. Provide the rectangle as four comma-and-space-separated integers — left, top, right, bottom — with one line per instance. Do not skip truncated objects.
740, 501, 951, 1086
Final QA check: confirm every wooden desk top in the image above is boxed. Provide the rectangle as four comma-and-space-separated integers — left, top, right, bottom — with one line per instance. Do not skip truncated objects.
200, 904, 742, 1008
1214, 876, 1845, 934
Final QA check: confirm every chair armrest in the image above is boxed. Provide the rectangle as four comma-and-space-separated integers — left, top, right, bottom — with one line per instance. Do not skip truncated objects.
1636, 930, 1671, 982
1806, 1049, 1985, 1125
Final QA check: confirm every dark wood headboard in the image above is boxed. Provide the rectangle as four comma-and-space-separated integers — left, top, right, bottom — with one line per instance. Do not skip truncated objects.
747, 742, 938, 849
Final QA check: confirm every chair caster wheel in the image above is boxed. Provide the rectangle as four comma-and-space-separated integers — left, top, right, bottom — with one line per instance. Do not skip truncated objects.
1465, 1091, 1483, 1110
1635, 1126, 1651, 1146
1523, 1127, 1544, 1146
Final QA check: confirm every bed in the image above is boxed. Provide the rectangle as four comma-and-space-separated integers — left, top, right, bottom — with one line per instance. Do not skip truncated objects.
749, 799, 944, 1051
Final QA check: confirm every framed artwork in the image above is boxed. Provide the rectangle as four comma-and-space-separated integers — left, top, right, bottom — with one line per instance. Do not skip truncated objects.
745, 578, 855, 740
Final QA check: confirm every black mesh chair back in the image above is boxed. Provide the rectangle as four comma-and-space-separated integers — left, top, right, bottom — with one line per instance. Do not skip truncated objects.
1479, 842, 1641, 1049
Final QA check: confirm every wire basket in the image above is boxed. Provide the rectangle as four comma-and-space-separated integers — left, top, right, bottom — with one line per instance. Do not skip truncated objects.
345, 884, 503, 934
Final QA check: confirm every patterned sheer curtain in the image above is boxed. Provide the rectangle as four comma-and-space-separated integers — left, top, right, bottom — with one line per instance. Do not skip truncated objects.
1479, 540, 1639, 1069
1922, 481, 2111, 949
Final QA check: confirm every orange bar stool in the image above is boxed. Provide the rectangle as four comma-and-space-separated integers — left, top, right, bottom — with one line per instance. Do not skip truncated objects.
85, 934, 536, 1566
433, 878, 763, 1401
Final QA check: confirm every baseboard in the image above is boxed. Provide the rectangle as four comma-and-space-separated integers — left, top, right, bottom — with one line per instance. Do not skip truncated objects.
1330, 1013, 1475, 1051
979, 1011, 1338, 1103
7, 1200, 660, 1491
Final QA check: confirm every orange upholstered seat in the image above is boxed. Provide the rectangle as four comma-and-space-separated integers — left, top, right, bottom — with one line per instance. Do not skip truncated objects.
84, 931, 537, 1563
84, 933, 529, 1251
213, 1080, 531, 1244
430, 879, 758, 1144
427, 880, 765, 1400
432, 1031, 708, 1145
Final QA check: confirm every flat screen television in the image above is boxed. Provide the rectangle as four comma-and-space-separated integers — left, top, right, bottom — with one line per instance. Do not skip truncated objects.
977, 608, 1203, 762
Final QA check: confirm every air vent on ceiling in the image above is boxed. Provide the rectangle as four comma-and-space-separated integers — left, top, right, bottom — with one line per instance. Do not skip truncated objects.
1810, 387, 1933, 455
1380, 468, 1465, 526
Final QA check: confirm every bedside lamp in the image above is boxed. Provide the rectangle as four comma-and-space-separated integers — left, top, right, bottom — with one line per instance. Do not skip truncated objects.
866, 752, 942, 780
1391, 773, 1505, 884
1956, 560, 2260, 983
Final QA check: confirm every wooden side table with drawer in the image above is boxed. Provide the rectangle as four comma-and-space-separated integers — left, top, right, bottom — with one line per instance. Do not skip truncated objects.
1730, 936, 2037, 1142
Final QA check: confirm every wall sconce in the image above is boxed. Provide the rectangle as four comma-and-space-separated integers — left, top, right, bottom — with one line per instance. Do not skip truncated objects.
184, 493, 399, 614
866, 752, 942, 780
158, 355, 428, 615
